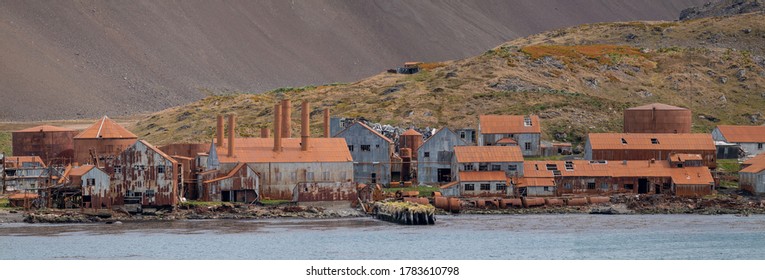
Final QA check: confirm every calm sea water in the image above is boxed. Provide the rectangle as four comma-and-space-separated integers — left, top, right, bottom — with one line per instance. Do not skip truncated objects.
1, 214, 765, 260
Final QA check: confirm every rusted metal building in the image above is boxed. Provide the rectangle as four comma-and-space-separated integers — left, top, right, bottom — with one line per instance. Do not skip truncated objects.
516, 177, 556, 197
447, 146, 524, 197
623, 103, 692, 133
200, 162, 259, 202
67, 165, 111, 209
455, 128, 476, 145
522, 159, 714, 197
417, 127, 468, 185
210, 101, 355, 202
712, 125, 765, 158
111, 140, 181, 210
336, 122, 394, 185
159, 143, 210, 200
584, 133, 717, 169
456, 171, 510, 197
740, 154, 765, 194
2, 156, 55, 191
73, 116, 138, 167
399, 129, 424, 160
478, 115, 541, 157
12, 125, 78, 165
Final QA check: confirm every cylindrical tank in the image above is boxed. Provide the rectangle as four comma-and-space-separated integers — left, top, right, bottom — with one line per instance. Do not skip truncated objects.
13, 125, 78, 165
623, 103, 691, 133
523, 197, 545, 208
587, 196, 611, 204
73, 116, 138, 165
400, 129, 423, 159
403, 197, 429, 205
544, 198, 564, 206
566, 197, 589, 206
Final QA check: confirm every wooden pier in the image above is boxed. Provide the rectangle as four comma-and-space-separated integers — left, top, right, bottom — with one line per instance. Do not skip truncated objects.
372, 201, 436, 225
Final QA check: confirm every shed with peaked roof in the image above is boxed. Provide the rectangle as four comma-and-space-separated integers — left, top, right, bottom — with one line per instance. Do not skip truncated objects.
478, 115, 541, 156
335, 122, 394, 185
712, 125, 765, 157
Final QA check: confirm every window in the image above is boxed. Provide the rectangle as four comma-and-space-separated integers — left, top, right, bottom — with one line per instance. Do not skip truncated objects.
480, 184, 491, 191
587, 182, 596, 189
543, 186, 550, 192
479, 164, 488, 171
624, 184, 634, 190
376, 144, 380, 148
464, 184, 475, 191
306, 172, 314, 181
424, 152, 430, 158
621, 138, 628, 144
464, 164, 474, 171
361, 145, 371, 151
546, 164, 558, 171
525, 142, 532, 151
157, 165, 165, 174
322, 171, 330, 181
524, 116, 532, 126
564, 161, 574, 171
651, 138, 659, 144
552, 170, 561, 176
114, 165, 122, 173
564, 183, 572, 189
460, 131, 466, 139
146, 189, 155, 197
601, 183, 609, 190
508, 165, 518, 171
759, 143, 764, 150
497, 183, 506, 191
491, 165, 501, 171
348, 145, 354, 152
86, 178, 95, 186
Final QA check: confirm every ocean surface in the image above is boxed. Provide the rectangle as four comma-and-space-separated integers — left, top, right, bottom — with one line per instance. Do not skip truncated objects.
1, 214, 765, 260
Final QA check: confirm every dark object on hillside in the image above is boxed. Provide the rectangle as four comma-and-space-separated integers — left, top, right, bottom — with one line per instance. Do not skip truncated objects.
680, 0, 764, 20
397, 62, 421, 74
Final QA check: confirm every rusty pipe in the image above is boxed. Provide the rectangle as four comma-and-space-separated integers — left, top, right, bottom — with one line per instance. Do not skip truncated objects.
323, 108, 330, 138
301, 101, 310, 151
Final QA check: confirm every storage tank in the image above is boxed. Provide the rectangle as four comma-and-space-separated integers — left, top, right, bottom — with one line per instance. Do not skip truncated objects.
73, 116, 138, 166
12, 125, 78, 165
400, 129, 423, 159
623, 103, 691, 133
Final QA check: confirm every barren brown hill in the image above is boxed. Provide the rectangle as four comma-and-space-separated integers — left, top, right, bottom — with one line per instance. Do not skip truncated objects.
130, 12, 765, 146
0, 0, 704, 121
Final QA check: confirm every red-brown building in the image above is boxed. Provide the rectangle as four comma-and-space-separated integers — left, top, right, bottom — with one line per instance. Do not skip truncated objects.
585, 133, 716, 169
73, 116, 138, 167
623, 103, 692, 133
12, 125, 78, 165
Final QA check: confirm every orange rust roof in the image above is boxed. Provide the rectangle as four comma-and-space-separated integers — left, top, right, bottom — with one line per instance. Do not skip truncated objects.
15, 125, 77, 133
454, 146, 524, 163
587, 133, 714, 151
459, 171, 508, 182
741, 153, 765, 173
68, 165, 95, 177
402, 129, 422, 136
74, 116, 137, 139
671, 153, 703, 162
479, 115, 541, 134
715, 125, 765, 143
552, 142, 572, 147
670, 167, 714, 185
626, 103, 688, 111
439, 181, 459, 189
497, 137, 517, 144
3, 156, 46, 167
8, 193, 39, 200
204, 162, 249, 184
517, 177, 556, 187
216, 137, 353, 163
523, 160, 675, 178
337, 122, 393, 143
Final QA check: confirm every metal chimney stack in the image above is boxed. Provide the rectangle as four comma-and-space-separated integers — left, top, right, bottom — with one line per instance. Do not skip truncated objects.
216, 115, 224, 146
227, 114, 236, 157
323, 108, 330, 138
281, 99, 291, 138
260, 127, 270, 138
301, 102, 310, 151
273, 104, 282, 152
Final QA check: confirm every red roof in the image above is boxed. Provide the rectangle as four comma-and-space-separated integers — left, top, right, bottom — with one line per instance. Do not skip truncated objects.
517, 177, 556, 187
69, 165, 95, 177
523, 160, 714, 186
216, 138, 353, 163
454, 146, 524, 163
496, 138, 517, 144
15, 125, 76, 133
459, 171, 508, 182
479, 115, 541, 134
741, 153, 765, 173
75, 116, 137, 139
671, 153, 703, 162
3, 156, 46, 167
715, 125, 765, 143
626, 103, 688, 111
587, 133, 714, 151
402, 129, 422, 136
670, 167, 715, 185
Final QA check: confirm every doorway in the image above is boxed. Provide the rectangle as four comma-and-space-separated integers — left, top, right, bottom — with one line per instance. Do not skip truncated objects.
437, 168, 452, 182
638, 178, 649, 194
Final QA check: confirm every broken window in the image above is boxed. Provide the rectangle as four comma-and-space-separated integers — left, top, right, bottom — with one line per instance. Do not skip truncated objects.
525, 142, 532, 151
464, 184, 475, 191
496, 183, 506, 191
601, 183, 608, 190
460, 131, 466, 139
323, 171, 330, 181
464, 164, 474, 171
621, 138, 627, 144
480, 184, 491, 191
424, 152, 430, 158
376, 144, 380, 148
587, 182, 596, 189
651, 138, 659, 144
491, 164, 501, 171
146, 190, 155, 197
479, 163, 488, 171
87, 178, 95, 186
157, 165, 165, 174
508, 165, 518, 171
361, 145, 371, 151
523, 116, 532, 126
543, 187, 550, 192
759, 143, 763, 150
624, 184, 634, 190
348, 145, 354, 152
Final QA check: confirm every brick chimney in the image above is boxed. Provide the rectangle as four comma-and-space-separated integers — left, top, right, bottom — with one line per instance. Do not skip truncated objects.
301, 101, 310, 151
216, 115, 224, 146
323, 108, 330, 138
281, 99, 291, 138
274, 104, 282, 152
227, 114, 236, 157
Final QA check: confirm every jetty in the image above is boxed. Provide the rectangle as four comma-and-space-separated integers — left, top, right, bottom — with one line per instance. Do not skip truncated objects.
372, 201, 436, 225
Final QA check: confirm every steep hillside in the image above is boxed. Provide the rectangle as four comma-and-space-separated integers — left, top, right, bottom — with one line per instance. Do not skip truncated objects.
0, 0, 704, 121
680, 0, 764, 20
131, 12, 765, 146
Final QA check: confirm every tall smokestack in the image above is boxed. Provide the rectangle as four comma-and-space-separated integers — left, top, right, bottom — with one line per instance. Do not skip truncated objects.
274, 104, 282, 152
227, 114, 236, 157
323, 108, 330, 138
301, 101, 310, 151
260, 127, 269, 138
281, 99, 291, 138
216, 115, 224, 146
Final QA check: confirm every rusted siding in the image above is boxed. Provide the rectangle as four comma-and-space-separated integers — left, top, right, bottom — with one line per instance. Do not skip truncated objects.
293, 181, 357, 202
79, 168, 111, 209
586, 149, 716, 169
417, 128, 467, 185
556, 176, 671, 196
624, 107, 692, 133
12, 130, 77, 165
336, 123, 393, 185
112, 141, 179, 207
674, 184, 713, 197
73, 138, 137, 166
481, 133, 540, 156
202, 164, 260, 202
239, 161, 353, 201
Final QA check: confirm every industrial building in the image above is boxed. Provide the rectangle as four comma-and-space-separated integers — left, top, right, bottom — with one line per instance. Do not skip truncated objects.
443, 146, 524, 197
740, 154, 765, 195
111, 140, 182, 210
623, 103, 692, 133
399, 129, 424, 159
2, 156, 56, 191
12, 125, 78, 165
416, 127, 468, 185
522, 158, 715, 197
73, 116, 138, 167
477, 115, 541, 157
584, 133, 716, 169
65, 165, 111, 209
335, 122, 394, 185
712, 125, 765, 158
199, 162, 260, 203
209, 101, 355, 202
